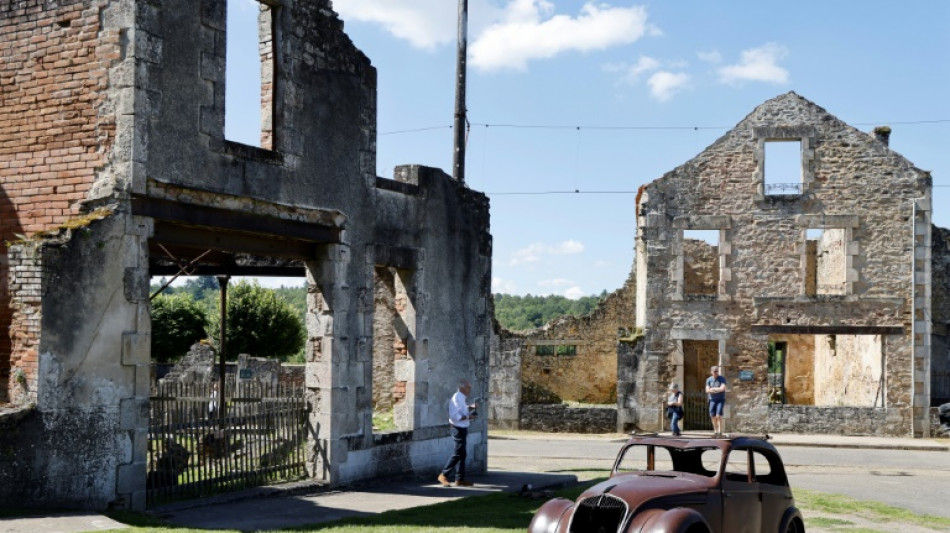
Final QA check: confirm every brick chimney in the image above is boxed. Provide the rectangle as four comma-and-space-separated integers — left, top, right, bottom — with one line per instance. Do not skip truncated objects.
874, 126, 891, 147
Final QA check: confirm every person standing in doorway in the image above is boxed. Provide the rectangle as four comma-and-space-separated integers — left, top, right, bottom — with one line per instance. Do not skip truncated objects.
667, 383, 684, 436
438, 379, 477, 487
705, 366, 727, 436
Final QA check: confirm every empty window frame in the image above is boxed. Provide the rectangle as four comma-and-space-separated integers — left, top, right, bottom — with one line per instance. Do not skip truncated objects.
764, 140, 803, 195
683, 230, 720, 297
371, 266, 415, 433
768, 334, 884, 407
804, 228, 846, 296
535, 344, 577, 356
225, 0, 275, 149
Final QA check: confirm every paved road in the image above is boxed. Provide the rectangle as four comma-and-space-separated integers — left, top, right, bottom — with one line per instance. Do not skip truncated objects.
487, 435, 950, 519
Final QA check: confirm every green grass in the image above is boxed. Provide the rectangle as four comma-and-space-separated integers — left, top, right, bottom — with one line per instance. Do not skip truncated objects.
796, 489, 950, 530
60, 484, 950, 533
372, 410, 397, 433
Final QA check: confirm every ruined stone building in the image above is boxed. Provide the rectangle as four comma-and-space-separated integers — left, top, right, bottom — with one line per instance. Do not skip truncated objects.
0, 0, 491, 510
490, 93, 949, 438
632, 92, 944, 438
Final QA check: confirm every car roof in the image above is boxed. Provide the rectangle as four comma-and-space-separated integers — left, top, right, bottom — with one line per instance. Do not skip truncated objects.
622, 433, 780, 453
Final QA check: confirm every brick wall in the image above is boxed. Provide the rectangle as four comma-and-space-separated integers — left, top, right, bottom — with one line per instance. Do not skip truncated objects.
0, 0, 119, 402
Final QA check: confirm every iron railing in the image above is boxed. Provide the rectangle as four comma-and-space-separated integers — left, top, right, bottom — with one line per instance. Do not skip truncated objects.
682, 391, 713, 431
147, 381, 309, 507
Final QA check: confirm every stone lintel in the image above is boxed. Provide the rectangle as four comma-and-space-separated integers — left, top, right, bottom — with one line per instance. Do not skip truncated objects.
672, 215, 732, 230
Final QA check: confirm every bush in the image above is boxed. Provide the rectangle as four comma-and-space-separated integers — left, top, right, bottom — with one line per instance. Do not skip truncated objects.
207, 280, 305, 361
151, 293, 209, 363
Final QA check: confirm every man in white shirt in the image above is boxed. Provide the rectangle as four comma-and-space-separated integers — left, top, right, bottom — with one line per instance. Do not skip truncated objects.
438, 379, 477, 487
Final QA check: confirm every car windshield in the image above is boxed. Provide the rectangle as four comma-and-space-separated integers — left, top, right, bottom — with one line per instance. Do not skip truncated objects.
615, 444, 722, 478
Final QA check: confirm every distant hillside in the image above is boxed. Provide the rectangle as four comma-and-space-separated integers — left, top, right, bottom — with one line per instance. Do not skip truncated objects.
493, 292, 606, 332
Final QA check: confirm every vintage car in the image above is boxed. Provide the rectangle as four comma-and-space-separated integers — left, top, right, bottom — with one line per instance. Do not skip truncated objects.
529, 434, 804, 533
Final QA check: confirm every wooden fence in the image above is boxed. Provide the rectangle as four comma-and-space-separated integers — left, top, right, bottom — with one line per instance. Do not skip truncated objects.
147, 381, 309, 507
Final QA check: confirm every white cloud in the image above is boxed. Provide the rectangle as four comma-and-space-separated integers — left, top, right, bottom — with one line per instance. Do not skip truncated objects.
717, 43, 789, 86
538, 278, 573, 287
564, 286, 587, 300
508, 240, 584, 266
647, 71, 690, 101
332, 0, 502, 49
492, 276, 519, 293
604, 55, 660, 84
697, 50, 722, 63
593, 260, 611, 268
470, 1, 657, 71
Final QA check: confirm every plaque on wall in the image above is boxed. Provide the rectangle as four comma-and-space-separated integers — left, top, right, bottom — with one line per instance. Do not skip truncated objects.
739, 370, 754, 382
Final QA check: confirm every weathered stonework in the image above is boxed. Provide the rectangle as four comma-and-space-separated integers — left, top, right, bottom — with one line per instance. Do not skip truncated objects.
1, 0, 491, 510
489, 272, 635, 430
633, 92, 936, 437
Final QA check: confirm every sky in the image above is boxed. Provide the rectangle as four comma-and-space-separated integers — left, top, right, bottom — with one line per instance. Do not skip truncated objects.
221, 0, 950, 298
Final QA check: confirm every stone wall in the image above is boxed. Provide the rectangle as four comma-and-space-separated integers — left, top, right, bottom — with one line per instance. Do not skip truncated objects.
518, 271, 636, 405
520, 404, 618, 434
683, 239, 718, 295
635, 92, 932, 436
767, 406, 890, 436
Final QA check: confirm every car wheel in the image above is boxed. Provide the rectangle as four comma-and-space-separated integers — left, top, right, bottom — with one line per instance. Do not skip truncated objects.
782, 518, 804, 533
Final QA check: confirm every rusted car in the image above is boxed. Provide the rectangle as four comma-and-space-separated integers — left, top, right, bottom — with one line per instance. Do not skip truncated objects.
529, 434, 804, 533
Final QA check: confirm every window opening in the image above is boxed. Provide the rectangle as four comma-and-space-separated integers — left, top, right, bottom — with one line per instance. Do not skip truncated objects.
767, 341, 787, 404
768, 334, 883, 407
372, 267, 414, 433
683, 230, 719, 296
805, 228, 846, 296
534, 344, 577, 356
225, 0, 274, 149
764, 140, 802, 195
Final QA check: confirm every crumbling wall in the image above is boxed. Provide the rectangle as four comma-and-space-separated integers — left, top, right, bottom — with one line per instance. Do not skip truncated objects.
0, 0, 127, 403
2, 0, 492, 511
0, 215, 150, 510
683, 239, 718, 295
518, 271, 635, 405
635, 92, 931, 436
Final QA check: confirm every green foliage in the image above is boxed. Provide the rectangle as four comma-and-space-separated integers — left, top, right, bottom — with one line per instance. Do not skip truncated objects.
207, 280, 305, 361
150, 293, 209, 363
493, 292, 605, 331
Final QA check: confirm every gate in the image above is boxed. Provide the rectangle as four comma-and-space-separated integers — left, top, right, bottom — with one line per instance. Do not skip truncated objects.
683, 391, 712, 431
147, 381, 309, 507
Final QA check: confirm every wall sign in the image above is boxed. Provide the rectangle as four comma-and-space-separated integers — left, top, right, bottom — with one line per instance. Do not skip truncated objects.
739, 370, 754, 382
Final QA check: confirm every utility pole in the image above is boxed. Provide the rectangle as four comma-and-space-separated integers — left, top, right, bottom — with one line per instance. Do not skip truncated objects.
217, 275, 230, 422
452, 0, 468, 184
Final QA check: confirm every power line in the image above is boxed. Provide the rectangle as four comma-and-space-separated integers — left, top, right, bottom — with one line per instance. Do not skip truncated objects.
380, 119, 950, 136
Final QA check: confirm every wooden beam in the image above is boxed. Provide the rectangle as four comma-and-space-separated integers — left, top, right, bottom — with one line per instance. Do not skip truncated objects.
750, 325, 905, 335
132, 195, 341, 244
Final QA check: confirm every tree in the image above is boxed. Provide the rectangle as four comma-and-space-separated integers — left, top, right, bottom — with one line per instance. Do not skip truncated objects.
151, 293, 210, 363
207, 280, 305, 361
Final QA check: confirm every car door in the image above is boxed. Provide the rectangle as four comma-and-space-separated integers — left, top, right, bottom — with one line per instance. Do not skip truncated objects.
752, 449, 794, 533
721, 448, 762, 533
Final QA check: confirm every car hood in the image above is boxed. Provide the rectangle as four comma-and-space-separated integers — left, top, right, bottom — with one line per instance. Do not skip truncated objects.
579, 473, 712, 508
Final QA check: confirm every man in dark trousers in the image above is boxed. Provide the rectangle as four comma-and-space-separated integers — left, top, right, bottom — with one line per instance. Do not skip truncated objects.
438, 379, 477, 487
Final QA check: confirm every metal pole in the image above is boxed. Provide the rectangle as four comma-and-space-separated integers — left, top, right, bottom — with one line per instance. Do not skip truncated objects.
452, 0, 468, 184
217, 275, 230, 419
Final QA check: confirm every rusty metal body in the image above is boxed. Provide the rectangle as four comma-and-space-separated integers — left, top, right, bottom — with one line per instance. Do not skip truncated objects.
529, 434, 804, 533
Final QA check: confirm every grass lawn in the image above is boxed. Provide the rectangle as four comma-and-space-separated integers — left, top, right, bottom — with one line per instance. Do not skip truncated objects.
71, 482, 950, 533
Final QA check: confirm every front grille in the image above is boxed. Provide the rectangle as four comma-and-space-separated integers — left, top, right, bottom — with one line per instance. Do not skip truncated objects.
569, 494, 628, 533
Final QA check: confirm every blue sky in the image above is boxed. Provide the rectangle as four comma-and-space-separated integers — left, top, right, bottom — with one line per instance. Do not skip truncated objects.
223, 0, 950, 297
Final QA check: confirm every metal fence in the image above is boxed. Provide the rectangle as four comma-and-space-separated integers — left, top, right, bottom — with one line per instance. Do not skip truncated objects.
147, 381, 309, 507
682, 391, 712, 431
